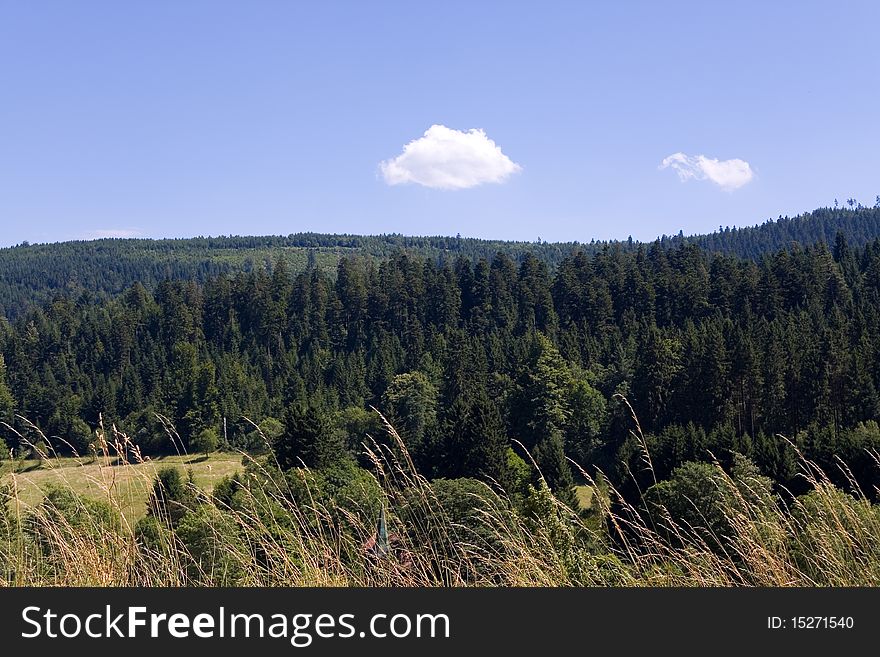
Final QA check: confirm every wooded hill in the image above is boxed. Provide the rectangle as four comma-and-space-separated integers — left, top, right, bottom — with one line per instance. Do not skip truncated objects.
2, 205, 880, 319
1, 225, 879, 505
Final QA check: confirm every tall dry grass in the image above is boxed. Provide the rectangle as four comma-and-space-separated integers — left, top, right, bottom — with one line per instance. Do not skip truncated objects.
2, 410, 880, 587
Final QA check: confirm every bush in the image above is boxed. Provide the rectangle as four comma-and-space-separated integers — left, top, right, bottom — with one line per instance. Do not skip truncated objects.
176, 505, 245, 585
644, 455, 775, 553
284, 458, 382, 528
239, 417, 283, 454
26, 486, 121, 569
146, 467, 198, 527
520, 480, 629, 585
397, 477, 511, 582
122, 407, 174, 455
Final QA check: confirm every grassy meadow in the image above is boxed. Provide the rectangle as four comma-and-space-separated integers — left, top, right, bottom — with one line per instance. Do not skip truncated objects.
1, 453, 242, 522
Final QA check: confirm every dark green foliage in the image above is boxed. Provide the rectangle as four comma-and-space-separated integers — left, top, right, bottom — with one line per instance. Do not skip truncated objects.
435, 389, 509, 484
334, 407, 385, 470
191, 428, 219, 457
0, 355, 14, 427
238, 417, 283, 454
3, 206, 880, 321
504, 447, 533, 507
533, 431, 577, 508
565, 377, 607, 467
382, 371, 437, 455
645, 456, 775, 553
2, 215, 880, 505
211, 473, 245, 510
426, 477, 504, 539
123, 407, 173, 455
518, 479, 625, 584
146, 467, 198, 527
132, 514, 169, 555
275, 406, 346, 471
27, 486, 120, 560
284, 458, 383, 529
510, 334, 572, 446
6, 209, 880, 586
788, 485, 880, 584
175, 505, 245, 585
509, 335, 578, 501
397, 477, 509, 581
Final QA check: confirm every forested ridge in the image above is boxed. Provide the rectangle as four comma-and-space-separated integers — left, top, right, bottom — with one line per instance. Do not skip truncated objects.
3, 205, 880, 320
2, 227, 880, 506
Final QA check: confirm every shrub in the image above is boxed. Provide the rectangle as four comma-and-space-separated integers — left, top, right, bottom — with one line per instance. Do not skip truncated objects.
644, 455, 775, 554
176, 505, 246, 585
146, 467, 198, 527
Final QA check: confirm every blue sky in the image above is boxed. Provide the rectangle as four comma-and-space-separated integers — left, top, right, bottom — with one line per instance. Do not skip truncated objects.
2, 1, 879, 246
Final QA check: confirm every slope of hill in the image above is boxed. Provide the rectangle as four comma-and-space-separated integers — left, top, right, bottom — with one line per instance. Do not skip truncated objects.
674, 206, 880, 257
0, 234, 580, 318
2, 206, 879, 318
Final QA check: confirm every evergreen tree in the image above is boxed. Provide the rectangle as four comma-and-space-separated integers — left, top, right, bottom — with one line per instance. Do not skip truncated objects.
0, 355, 15, 448
532, 430, 577, 508
437, 389, 509, 484
145, 467, 197, 527
275, 406, 345, 470
509, 334, 572, 449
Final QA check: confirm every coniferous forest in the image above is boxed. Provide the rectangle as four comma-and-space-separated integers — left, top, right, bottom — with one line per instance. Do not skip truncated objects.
2, 207, 880, 586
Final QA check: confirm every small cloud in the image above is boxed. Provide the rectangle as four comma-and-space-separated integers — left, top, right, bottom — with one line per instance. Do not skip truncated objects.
85, 228, 144, 239
380, 124, 521, 190
660, 152, 754, 191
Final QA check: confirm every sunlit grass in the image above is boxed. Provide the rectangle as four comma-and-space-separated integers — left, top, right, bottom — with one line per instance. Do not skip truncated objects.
1, 409, 878, 587
1, 454, 242, 522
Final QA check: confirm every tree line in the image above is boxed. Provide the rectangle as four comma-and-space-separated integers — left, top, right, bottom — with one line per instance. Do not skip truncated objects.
3, 206, 880, 320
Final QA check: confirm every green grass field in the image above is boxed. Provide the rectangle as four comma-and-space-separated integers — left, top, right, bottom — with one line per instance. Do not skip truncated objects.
0, 453, 243, 522
573, 484, 592, 510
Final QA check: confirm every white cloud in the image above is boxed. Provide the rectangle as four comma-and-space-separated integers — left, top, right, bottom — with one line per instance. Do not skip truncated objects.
86, 228, 144, 239
660, 152, 754, 191
380, 124, 521, 190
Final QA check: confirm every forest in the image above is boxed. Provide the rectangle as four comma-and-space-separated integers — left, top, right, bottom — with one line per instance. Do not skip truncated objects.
2, 208, 880, 586
3, 205, 880, 319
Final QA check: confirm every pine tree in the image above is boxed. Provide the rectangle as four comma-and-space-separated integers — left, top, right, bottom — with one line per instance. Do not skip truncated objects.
461, 390, 509, 485
533, 430, 577, 508
275, 406, 345, 470
0, 354, 13, 424
509, 334, 572, 449
436, 390, 508, 484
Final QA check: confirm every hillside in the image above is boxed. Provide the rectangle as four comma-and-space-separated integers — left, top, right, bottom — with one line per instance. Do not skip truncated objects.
2, 206, 880, 318
2, 232, 879, 505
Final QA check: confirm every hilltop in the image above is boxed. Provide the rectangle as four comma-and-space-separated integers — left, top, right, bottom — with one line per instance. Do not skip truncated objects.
2, 206, 880, 317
